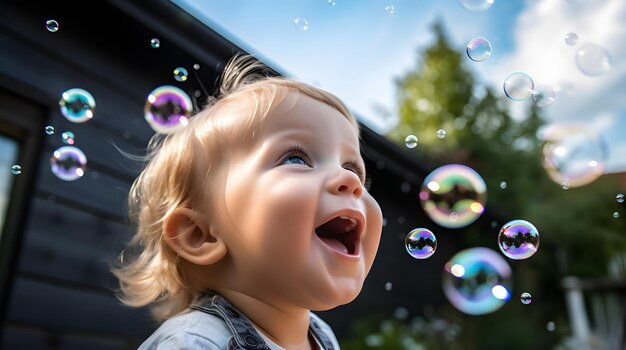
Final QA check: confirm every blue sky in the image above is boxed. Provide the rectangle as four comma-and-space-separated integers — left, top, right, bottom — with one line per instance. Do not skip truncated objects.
171, 0, 626, 173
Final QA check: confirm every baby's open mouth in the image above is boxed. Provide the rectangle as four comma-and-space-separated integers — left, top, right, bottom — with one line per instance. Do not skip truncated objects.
315, 215, 360, 255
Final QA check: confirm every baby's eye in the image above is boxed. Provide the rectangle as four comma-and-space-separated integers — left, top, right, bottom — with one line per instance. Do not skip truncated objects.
283, 155, 308, 166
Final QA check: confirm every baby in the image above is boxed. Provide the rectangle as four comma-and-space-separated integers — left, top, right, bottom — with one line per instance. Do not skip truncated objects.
112, 54, 383, 350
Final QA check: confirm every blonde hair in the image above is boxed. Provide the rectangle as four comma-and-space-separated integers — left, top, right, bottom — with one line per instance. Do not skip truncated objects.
111, 54, 360, 321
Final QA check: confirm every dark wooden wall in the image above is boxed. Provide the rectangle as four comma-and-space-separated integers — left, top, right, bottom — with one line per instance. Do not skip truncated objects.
0, 0, 455, 348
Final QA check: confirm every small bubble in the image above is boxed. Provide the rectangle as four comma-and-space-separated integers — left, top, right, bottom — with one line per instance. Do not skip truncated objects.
150, 38, 160, 48
561, 181, 570, 190
173, 67, 188, 82
498, 220, 540, 260
564, 32, 578, 46
59, 88, 96, 123
466, 37, 492, 62
50, 146, 87, 181
385, 282, 393, 291
328, 0, 336, 5
46, 20, 59, 32
458, 0, 494, 11
293, 18, 309, 31
382, 218, 387, 227
546, 321, 556, 332
405, 134, 418, 149
520, 292, 532, 305
11, 164, 22, 175
61, 131, 75, 145
503, 72, 535, 101
500, 181, 508, 189
532, 85, 556, 108
193, 64, 200, 70
384, 5, 395, 14
405, 228, 437, 259
437, 129, 447, 139
45, 126, 55, 135
616, 194, 624, 203
613, 212, 620, 219
194, 90, 202, 98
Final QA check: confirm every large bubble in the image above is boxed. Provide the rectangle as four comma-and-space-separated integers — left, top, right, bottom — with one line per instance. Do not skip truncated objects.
419, 164, 487, 228
575, 44, 611, 76
405, 228, 437, 259
503, 72, 534, 101
466, 37, 492, 62
443, 247, 513, 315
144, 85, 193, 134
498, 220, 540, 260
50, 146, 87, 181
541, 124, 607, 187
59, 88, 96, 123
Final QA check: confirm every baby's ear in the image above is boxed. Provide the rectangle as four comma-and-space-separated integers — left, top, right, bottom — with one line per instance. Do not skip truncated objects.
163, 208, 227, 266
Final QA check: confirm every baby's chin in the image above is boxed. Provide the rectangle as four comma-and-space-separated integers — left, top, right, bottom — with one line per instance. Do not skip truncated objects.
308, 283, 363, 311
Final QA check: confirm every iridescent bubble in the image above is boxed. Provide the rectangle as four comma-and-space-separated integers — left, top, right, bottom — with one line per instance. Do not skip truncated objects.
547, 322, 556, 332
11, 165, 21, 175
150, 38, 160, 48
144, 85, 193, 134
503, 72, 534, 101
61, 131, 75, 145
575, 44, 611, 76
466, 37, 492, 62
458, 0, 494, 11
437, 129, 447, 139
541, 124, 607, 187
50, 146, 87, 181
443, 247, 512, 315
564, 32, 578, 46
293, 18, 309, 31
59, 88, 96, 123
45, 126, 55, 135
499, 181, 507, 189
384, 5, 395, 14
617, 194, 625, 203
520, 292, 532, 304
328, 0, 336, 6
46, 20, 59, 32
420, 164, 486, 228
532, 85, 556, 108
173, 67, 188, 82
498, 220, 540, 260
405, 228, 437, 259
405, 134, 418, 149
614, 212, 620, 219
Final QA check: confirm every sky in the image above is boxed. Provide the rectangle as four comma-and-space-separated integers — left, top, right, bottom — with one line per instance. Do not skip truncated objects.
171, 0, 626, 173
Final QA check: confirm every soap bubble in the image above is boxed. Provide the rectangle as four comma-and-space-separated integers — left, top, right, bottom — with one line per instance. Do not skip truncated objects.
541, 124, 607, 187
617, 194, 625, 203
405, 135, 418, 149
564, 32, 578, 46
405, 228, 437, 259
498, 220, 540, 260
59, 88, 96, 123
437, 129, 447, 139
575, 44, 611, 76
499, 181, 507, 190
193, 64, 200, 70
173, 67, 188, 82
420, 164, 487, 228
384, 5, 395, 14
561, 181, 571, 190
50, 146, 87, 181
45, 126, 55, 135
11, 165, 22, 175
547, 322, 556, 332
150, 38, 160, 48
466, 37, 492, 62
144, 85, 193, 134
61, 131, 75, 145
443, 247, 512, 315
293, 18, 309, 31
614, 212, 620, 219
503, 72, 534, 101
520, 292, 532, 304
385, 282, 392, 291
328, 0, 336, 6
532, 85, 556, 108
46, 20, 59, 32
458, 0, 494, 11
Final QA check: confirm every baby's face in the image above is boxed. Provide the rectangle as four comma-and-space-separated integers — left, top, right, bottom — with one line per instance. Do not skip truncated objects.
214, 92, 382, 310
